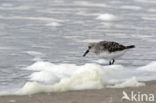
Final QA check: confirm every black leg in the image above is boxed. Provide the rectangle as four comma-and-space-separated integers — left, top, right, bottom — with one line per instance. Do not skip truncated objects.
109, 59, 115, 65
109, 61, 112, 65
112, 59, 115, 64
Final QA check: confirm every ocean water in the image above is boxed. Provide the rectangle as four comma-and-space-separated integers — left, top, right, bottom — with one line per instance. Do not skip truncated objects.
0, 0, 156, 95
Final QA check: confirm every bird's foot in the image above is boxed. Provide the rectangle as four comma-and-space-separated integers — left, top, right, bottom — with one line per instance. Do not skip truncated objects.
109, 59, 115, 65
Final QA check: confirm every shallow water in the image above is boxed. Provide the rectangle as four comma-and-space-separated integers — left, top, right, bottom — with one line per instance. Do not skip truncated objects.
0, 0, 156, 94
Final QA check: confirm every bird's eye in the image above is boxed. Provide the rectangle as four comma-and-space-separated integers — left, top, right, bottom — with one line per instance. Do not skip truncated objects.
88, 46, 91, 49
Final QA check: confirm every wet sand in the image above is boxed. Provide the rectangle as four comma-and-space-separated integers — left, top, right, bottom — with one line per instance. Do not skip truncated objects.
0, 81, 156, 103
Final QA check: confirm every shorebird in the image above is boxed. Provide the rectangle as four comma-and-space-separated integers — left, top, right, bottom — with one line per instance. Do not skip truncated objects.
83, 41, 135, 65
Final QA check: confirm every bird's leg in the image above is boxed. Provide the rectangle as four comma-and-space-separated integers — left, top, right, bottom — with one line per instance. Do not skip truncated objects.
112, 59, 115, 64
109, 61, 112, 65
109, 59, 115, 65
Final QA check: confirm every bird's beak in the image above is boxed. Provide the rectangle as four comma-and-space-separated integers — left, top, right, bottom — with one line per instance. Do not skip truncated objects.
83, 49, 89, 57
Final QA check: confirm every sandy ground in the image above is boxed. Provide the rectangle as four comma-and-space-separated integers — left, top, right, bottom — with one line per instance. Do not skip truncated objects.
0, 81, 156, 103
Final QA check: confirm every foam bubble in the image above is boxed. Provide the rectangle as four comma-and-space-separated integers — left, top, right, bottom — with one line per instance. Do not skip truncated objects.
96, 14, 116, 21
16, 61, 147, 95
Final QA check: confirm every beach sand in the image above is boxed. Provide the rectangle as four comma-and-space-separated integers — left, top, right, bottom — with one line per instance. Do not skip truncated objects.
0, 81, 156, 103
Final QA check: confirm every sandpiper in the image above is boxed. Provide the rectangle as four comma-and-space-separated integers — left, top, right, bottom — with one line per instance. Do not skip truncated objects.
83, 41, 135, 65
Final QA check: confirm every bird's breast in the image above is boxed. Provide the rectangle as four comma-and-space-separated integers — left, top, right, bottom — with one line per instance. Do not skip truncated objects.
97, 50, 127, 60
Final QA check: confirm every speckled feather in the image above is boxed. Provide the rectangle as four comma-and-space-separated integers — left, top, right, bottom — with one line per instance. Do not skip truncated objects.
97, 41, 126, 52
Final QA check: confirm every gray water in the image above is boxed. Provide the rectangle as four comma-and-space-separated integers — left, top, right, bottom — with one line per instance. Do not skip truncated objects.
0, 0, 156, 91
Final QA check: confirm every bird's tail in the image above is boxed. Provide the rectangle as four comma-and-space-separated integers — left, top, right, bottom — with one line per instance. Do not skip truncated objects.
126, 45, 135, 49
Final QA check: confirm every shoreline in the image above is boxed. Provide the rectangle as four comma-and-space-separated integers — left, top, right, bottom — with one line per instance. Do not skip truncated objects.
0, 80, 156, 103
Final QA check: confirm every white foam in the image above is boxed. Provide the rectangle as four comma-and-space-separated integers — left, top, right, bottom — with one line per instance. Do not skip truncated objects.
112, 77, 145, 88
24, 51, 44, 61
29, 71, 60, 83
137, 62, 156, 71
15, 61, 149, 95
46, 22, 62, 27
24, 61, 56, 71
17, 65, 104, 95
96, 14, 116, 21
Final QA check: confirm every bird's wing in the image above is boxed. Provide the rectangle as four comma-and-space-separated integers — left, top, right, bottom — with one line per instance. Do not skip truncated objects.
100, 41, 126, 52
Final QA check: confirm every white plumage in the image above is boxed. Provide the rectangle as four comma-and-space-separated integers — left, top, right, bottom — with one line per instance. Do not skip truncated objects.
97, 50, 127, 60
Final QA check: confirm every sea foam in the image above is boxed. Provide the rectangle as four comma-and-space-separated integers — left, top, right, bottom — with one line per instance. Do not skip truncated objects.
137, 61, 156, 71
96, 14, 116, 21
14, 61, 156, 95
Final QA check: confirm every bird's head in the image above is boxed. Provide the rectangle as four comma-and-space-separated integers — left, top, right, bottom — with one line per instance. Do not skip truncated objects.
83, 43, 96, 57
